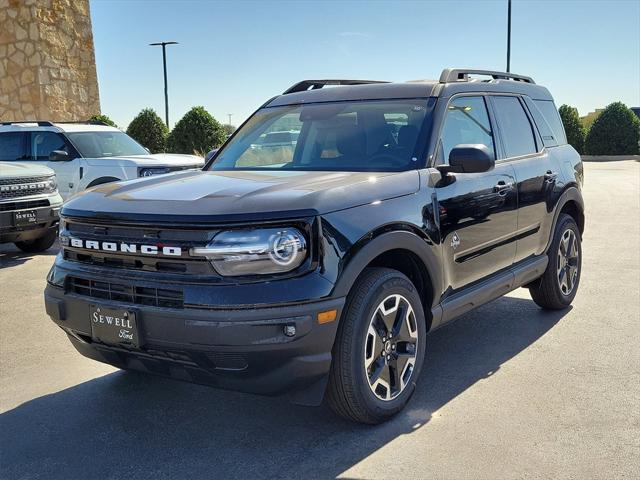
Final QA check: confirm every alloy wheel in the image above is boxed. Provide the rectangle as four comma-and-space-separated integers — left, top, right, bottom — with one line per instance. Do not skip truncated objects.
364, 294, 418, 401
557, 228, 579, 296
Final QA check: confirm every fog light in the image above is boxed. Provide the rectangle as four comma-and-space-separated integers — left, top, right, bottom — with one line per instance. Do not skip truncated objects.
283, 325, 296, 337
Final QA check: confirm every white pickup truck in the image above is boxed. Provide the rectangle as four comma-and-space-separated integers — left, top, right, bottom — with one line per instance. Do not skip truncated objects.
0, 121, 203, 200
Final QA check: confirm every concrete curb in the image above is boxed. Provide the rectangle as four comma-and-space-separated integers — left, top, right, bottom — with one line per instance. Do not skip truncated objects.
581, 155, 640, 162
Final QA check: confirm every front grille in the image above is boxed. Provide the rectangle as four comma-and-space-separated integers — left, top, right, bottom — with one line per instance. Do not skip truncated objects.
67, 276, 184, 309
65, 220, 214, 242
63, 250, 213, 274
0, 176, 49, 185
0, 176, 52, 199
61, 219, 217, 274
0, 199, 50, 212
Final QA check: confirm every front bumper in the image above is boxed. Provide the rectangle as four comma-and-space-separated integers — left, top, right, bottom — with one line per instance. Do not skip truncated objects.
0, 194, 62, 243
44, 279, 344, 404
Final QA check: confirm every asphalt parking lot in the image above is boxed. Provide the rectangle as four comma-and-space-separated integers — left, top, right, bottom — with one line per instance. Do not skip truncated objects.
1, 160, 638, 480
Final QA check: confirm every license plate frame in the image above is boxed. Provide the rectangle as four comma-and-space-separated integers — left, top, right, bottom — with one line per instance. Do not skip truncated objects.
13, 209, 38, 226
90, 304, 140, 348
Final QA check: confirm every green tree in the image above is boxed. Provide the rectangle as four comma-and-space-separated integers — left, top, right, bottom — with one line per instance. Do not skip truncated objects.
167, 106, 225, 155
89, 113, 118, 128
558, 105, 586, 154
222, 124, 236, 137
581, 109, 602, 131
126, 108, 169, 154
584, 102, 640, 155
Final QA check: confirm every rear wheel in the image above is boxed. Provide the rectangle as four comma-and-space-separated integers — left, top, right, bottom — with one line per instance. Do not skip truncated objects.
529, 214, 582, 309
327, 268, 427, 424
15, 228, 57, 253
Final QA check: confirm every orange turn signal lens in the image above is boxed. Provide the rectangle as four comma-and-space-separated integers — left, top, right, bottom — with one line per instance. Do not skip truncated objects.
317, 309, 337, 324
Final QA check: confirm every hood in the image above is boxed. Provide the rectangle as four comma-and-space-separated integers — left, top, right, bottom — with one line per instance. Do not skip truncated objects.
0, 162, 55, 178
62, 169, 420, 223
83, 154, 204, 168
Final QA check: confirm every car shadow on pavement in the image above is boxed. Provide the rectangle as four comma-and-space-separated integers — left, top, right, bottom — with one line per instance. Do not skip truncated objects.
0, 296, 569, 479
0, 243, 59, 268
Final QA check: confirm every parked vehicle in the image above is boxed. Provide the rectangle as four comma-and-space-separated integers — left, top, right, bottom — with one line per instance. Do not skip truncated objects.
1, 162, 62, 252
44, 69, 584, 424
250, 130, 300, 149
0, 121, 203, 200
205, 148, 218, 162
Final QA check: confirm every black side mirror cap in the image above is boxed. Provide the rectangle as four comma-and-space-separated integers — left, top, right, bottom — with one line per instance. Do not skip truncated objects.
437, 144, 495, 175
49, 150, 70, 161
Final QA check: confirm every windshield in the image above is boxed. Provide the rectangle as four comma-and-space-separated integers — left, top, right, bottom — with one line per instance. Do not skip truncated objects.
66, 131, 148, 158
209, 99, 431, 172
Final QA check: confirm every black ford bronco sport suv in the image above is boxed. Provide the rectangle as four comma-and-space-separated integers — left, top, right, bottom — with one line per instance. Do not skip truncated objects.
45, 68, 584, 424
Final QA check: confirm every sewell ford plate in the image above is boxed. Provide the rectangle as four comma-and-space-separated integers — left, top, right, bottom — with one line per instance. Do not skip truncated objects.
90, 304, 140, 347
14, 209, 38, 226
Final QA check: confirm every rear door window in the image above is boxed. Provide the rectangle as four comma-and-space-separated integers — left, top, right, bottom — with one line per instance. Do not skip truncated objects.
0, 132, 29, 161
492, 96, 538, 158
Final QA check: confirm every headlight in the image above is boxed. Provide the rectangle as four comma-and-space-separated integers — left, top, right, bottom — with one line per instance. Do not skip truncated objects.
139, 167, 171, 177
46, 176, 57, 193
190, 228, 307, 276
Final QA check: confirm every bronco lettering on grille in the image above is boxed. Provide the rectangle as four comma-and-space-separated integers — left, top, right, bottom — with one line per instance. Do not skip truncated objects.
66, 237, 182, 256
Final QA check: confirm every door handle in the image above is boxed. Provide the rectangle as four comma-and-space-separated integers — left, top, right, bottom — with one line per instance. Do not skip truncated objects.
494, 181, 513, 194
544, 171, 558, 181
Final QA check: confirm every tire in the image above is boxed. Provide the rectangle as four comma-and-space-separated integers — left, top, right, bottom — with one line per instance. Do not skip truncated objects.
529, 214, 582, 310
14, 228, 57, 253
327, 267, 427, 424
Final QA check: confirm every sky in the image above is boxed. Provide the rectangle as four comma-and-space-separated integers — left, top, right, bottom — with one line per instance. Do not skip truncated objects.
90, 0, 640, 129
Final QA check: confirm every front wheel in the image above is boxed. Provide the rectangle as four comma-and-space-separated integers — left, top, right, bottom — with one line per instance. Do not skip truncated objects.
327, 268, 427, 424
529, 214, 582, 309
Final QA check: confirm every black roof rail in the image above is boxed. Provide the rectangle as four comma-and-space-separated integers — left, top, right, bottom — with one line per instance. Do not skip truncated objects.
54, 120, 112, 126
439, 68, 535, 84
283, 79, 389, 94
0, 121, 55, 126
1, 120, 113, 127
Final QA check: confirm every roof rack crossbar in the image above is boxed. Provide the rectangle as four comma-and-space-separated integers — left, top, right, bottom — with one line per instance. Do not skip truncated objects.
0, 121, 55, 126
439, 68, 535, 84
283, 79, 390, 94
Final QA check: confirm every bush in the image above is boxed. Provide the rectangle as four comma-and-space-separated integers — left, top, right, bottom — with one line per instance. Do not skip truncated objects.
89, 113, 117, 128
126, 108, 169, 154
558, 105, 586, 153
167, 106, 225, 155
584, 102, 640, 155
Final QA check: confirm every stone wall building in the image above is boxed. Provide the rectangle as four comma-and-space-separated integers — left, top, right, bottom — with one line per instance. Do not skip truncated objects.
0, 0, 100, 122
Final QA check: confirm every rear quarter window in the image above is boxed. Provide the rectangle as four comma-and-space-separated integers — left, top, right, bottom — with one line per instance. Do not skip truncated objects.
533, 100, 567, 146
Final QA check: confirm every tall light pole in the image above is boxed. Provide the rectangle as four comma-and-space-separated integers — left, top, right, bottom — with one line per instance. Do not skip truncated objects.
227, 113, 233, 126
149, 41, 178, 126
506, 0, 512, 72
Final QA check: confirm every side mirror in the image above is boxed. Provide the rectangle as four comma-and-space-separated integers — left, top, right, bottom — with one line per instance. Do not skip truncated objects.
206, 148, 218, 162
144, 147, 151, 154
437, 144, 495, 174
49, 150, 70, 161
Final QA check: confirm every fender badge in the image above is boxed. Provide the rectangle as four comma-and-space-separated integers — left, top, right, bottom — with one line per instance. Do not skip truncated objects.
451, 232, 461, 249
